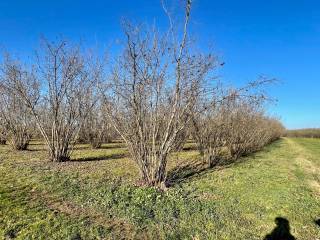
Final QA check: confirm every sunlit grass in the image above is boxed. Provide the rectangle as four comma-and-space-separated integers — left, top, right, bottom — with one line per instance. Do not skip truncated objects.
0, 138, 319, 239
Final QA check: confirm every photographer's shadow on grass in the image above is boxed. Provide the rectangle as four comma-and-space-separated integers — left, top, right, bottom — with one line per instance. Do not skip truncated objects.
264, 217, 295, 240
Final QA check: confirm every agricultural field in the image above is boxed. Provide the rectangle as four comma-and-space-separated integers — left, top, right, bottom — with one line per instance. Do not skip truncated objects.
1, 138, 319, 239
0, 0, 319, 239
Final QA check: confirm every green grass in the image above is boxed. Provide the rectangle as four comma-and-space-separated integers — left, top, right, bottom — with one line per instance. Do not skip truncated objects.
0, 138, 319, 239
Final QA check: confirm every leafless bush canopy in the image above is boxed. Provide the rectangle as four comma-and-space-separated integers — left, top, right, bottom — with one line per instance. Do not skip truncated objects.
0, 57, 33, 150
0, 0, 285, 188
0, 40, 101, 161
77, 101, 117, 148
102, 0, 220, 188
191, 80, 284, 168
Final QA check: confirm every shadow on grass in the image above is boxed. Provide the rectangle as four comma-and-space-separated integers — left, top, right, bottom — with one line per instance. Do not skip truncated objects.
72, 153, 127, 162
73, 144, 126, 151
98, 144, 126, 150
25, 148, 44, 152
242, 139, 284, 159
166, 158, 239, 186
29, 142, 45, 146
181, 145, 198, 151
315, 219, 320, 227
264, 217, 295, 240
166, 160, 208, 186
167, 139, 284, 186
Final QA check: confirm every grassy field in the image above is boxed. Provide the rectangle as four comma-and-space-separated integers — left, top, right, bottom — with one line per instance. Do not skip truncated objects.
0, 138, 319, 239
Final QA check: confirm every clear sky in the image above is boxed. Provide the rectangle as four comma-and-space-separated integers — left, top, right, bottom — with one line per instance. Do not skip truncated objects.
0, 0, 319, 129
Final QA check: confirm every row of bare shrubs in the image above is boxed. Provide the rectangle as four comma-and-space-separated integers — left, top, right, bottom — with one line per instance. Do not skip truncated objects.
192, 97, 284, 168
77, 102, 118, 148
0, 0, 284, 188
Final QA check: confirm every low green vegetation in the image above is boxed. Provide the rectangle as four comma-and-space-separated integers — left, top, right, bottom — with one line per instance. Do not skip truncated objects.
1, 138, 319, 239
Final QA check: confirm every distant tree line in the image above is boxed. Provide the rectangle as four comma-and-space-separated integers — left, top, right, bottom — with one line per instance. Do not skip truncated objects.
0, 0, 284, 188
285, 128, 320, 138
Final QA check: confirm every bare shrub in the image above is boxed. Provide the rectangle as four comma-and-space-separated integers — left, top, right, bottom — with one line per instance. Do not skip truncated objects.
0, 58, 32, 150
192, 106, 228, 168
224, 102, 265, 159
2, 40, 101, 161
103, 0, 217, 187
0, 121, 7, 145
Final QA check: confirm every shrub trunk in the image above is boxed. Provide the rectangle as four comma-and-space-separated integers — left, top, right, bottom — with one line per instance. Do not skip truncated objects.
9, 133, 30, 150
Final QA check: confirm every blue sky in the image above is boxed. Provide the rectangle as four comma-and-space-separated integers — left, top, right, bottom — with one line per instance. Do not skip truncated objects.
0, 0, 319, 129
